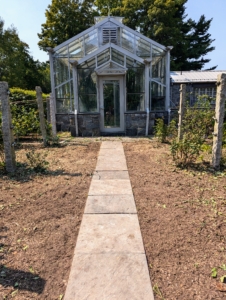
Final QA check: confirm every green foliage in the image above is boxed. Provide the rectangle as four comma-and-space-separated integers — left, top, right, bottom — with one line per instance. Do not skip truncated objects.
38, 0, 98, 50
0, 18, 51, 92
170, 98, 215, 166
154, 118, 177, 143
94, 0, 215, 70
11, 105, 40, 139
154, 118, 168, 143
26, 150, 49, 173
10, 88, 49, 101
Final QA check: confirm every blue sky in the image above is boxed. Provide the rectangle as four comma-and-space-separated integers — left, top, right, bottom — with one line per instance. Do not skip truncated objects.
0, 0, 225, 70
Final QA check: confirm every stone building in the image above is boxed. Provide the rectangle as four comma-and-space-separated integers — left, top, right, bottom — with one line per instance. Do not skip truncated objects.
170, 70, 226, 108
48, 16, 172, 136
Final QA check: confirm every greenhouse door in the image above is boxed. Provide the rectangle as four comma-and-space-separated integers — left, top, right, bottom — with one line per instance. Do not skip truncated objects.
99, 77, 124, 133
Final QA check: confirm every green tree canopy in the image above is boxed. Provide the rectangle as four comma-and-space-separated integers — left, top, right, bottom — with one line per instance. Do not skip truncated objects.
95, 0, 216, 70
38, 0, 98, 50
38, 0, 216, 70
0, 18, 51, 92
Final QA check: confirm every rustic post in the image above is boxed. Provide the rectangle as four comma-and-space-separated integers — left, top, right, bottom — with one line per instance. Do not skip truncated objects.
178, 84, 186, 141
0, 82, 16, 173
212, 73, 226, 170
36, 86, 47, 146
49, 93, 57, 137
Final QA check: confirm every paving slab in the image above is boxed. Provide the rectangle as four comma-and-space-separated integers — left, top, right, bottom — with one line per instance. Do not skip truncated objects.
98, 148, 125, 157
96, 159, 128, 171
89, 179, 132, 195
64, 253, 154, 300
100, 141, 123, 149
84, 195, 137, 214
92, 170, 130, 180
75, 214, 145, 253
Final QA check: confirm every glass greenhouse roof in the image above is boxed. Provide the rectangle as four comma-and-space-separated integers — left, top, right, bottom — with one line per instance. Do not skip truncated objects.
53, 17, 166, 62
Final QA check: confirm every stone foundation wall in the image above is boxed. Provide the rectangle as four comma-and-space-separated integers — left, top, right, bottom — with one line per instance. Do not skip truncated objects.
125, 112, 168, 135
56, 112, 168, 137
55, 113, 100, 137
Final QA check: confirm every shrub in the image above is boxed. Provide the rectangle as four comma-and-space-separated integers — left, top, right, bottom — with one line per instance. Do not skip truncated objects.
170, 98, 215, 166
26, 150, 49, 172
154, 118, 177, 143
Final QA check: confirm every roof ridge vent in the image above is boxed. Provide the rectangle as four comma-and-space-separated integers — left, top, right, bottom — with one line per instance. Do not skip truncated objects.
102, 27, 117, 44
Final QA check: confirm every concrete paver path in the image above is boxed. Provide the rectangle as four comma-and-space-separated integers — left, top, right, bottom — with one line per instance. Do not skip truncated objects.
64, 141, 154, 300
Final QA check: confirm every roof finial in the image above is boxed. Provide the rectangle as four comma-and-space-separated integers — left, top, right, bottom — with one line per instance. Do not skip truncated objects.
108, 4, 110, 16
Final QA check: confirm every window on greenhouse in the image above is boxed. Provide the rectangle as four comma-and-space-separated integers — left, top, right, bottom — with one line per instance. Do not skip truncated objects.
152, 56, 166, 85
55, 81, 74, 113
77, 63, 97, 113
126, 66, 145, 111
54, 57, 70, 87
151, 82, 165, 110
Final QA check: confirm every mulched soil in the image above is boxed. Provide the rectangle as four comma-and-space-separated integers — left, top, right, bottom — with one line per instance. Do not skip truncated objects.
124, 140, 226, 300
1, 137, 226, 300
0, 140, 100, 299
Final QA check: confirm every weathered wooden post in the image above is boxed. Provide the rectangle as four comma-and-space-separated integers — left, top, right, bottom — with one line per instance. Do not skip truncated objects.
212, 73, 226, 170
36, 86, 47, 146
0, 82, 16, 173
49, 93, 57, 137
178, 84, 186, 141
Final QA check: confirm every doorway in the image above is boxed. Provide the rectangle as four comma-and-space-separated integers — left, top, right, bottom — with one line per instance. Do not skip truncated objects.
99, 76, 124, 133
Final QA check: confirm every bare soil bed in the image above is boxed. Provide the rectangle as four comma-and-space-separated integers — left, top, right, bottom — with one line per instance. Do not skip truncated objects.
0, 139, 100, 299
124, 140, 226, 300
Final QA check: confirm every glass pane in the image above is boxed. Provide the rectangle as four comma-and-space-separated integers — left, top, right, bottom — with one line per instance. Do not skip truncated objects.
126, 57, 143, 68
55, 81, 72, 113
152, 45, 164, 57
127, 94, 145, 111
79, 94, 97, 112
54, 57, 69, 86
135, 37, 151, 57
78, 68, 97, 112
84, 29, 98, 55
103, 80, 120, 128
112, 48, 124, 66
55, 46, 68, 57
122, 29, 134, 53
151, 82, 165, 110
97, 49, 110, 66
68, 37, 84, 58
152, 56, 166, 85
78, 57, 96, 69
127, 68, 145, 93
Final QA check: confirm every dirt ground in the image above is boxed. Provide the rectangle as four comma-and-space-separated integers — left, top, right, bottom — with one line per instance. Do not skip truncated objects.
0, 138, 100, 299
1, 137, 226, 300
124, 140, 226, 300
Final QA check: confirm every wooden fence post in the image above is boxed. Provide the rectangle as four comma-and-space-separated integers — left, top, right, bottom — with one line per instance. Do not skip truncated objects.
0, 82, 16, 173
212, 73, 226, 170
178, 84, 186, 141
36, 86, 47, 146
49, 93, 57, 137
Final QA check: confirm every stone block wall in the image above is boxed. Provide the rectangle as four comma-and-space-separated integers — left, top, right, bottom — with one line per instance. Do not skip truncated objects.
78, 114, 100, 136
56, 112, 169, 137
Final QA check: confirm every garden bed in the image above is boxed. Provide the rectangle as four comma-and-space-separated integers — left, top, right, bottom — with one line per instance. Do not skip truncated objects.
0, 139, 100, 299
124, 140, 226, 300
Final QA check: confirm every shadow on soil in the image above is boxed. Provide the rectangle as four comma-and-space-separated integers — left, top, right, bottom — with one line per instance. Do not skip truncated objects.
0, 265, 45, 294
0, 226, 45, 294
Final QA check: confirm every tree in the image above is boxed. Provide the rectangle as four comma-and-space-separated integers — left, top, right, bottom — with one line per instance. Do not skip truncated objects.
95, 0, 216, 70
0, 18, 51, 91
38, 0, 98, 50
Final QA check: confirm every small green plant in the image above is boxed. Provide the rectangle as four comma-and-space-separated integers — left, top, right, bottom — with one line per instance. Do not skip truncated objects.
154, 118, 177, 143
154, 118, 168, 143
26, 150, 49, 172
170, 134, 202, 166
153, 283, 165, 300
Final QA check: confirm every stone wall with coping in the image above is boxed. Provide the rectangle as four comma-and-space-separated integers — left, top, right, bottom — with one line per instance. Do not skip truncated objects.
56, 112, 168, 136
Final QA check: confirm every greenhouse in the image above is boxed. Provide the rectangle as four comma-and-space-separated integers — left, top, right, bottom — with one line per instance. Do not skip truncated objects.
48, 16, 172, 136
